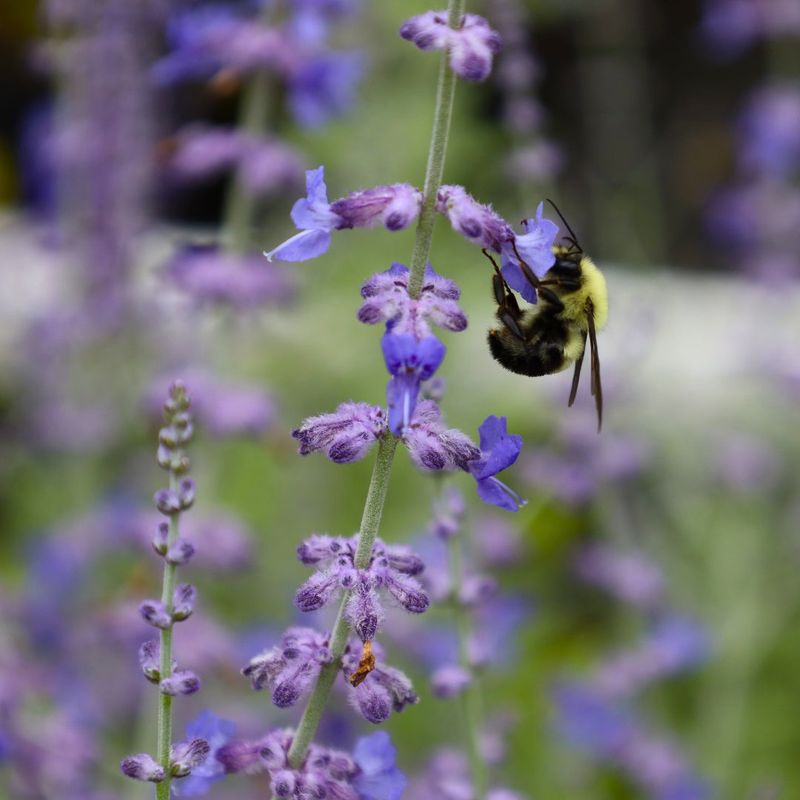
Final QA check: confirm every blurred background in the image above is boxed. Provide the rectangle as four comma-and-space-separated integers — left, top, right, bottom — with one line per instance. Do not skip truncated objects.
0, 0, 798, 798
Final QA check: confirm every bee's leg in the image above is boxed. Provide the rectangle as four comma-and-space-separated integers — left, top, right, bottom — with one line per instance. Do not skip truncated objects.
483, 250, 527, 341
539, 277, 582, 292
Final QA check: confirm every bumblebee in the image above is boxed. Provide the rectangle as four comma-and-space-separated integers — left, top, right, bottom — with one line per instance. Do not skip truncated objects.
485, 207, 608, 430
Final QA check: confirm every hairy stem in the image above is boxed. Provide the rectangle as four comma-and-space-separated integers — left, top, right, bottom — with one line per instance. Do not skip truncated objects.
449, 534, 488, 799
155, 473, 180, 800
287, 436, 398, 768
284, 0, 465, 771
407, 0, 466, 298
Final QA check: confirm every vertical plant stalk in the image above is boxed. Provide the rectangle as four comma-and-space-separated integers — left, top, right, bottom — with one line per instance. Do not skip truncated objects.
448, 534, 488, 799
155, 472, 181, 800
222, 4, 276, 252
287, 435, 398, 767
407, 0, 466, 298
285, 0, 465, 769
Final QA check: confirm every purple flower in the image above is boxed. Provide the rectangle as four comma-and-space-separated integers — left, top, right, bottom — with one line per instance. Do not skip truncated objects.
121, 752, 165, 782
265, 166, 341, 261
436, 187, 558, 303
218, 728, 362, 798
400, 12, 502, 82
242, 627, 333, 708
153, 7, 291, 85
293, 535, 429, 638
554, 683, 709, 799
332, 185, 423, 231
352, 731, 407, 800
574, 545, 665, 610
431, 664, 472, 698
738, 84, 800, 177
292, 401, 387, 463
265, 167, 423, 262
382, 332, 446, 435
160, 670, 201, 696
436, 184, 514, 251
590, 618, 710, 700
499, 203, 559, 303
358, 263, 467, 339
148, 371, 278, 438
171, 737, 211, 778
342, 639, 418, 723
165, 244, 297, 309
172, 710, 235, 796
401, 400, 481, 473
290, 51, 364, 129
468, 416, 525, 511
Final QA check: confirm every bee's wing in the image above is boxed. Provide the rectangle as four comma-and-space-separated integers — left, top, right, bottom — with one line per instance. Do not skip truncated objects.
587, 300, 603, 431
568, 332, 587, 407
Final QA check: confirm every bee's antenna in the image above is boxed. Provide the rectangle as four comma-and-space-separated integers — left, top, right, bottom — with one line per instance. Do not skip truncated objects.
546, 199, 582, 252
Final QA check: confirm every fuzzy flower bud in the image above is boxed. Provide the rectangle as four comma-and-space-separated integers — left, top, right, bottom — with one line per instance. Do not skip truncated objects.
293, 535, 429, 641
139, 599, 172, 630
170, 737, 210, 778
172, 583, 196, 621
242, 627, 333, 709
121, 753, 165, 782
160, 669, 201, 696
431, 664, 473, 698
292, 402, 387, 463
400, 11, 502, 81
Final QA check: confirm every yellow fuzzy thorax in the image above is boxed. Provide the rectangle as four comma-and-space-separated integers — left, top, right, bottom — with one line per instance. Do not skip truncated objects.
549, 249, 608, 332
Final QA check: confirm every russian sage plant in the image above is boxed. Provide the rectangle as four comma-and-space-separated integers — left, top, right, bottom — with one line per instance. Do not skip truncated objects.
214, 2, 563, 797
121, 382, 208, 796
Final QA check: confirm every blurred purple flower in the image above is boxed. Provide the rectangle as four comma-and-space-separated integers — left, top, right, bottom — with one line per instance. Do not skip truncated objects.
172, 710, 235, 796
164, 245, 295, 310
168, 126, 302, 194
146, 371, 277, 437
290, 51, 364, 128
590, 617, 710, 700
715, 434, 781, 492
738, 84, 800, 176
352, 731, 407, 800
574, 545, 665, 611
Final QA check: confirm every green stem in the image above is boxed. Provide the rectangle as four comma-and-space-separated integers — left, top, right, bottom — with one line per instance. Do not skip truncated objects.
222, 4, 276, 252
155, 474, 180, 800
407, 0, 466, 298
448, 535, 488, 799
287, 436, 398, 768
284, 0, 465, 770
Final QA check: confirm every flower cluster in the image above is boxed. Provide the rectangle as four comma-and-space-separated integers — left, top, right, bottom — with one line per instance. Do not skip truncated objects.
294, 534, 429, 640
217, 728, 406, 799
266, 169, 561, 307
491, 0, 565, 184
156, 0, 363, 310
122, 382, 208, 787
400, 11, 502, 82
554, 545, 710, 799
292, 400, 525, 511
153, 1, 362, 129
